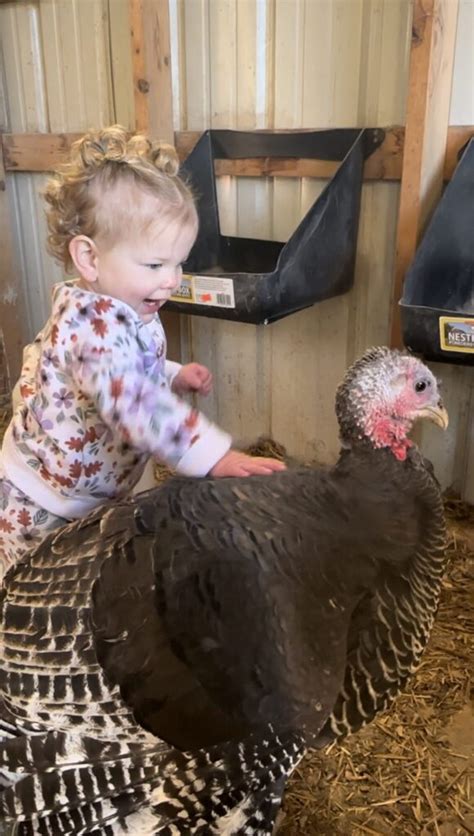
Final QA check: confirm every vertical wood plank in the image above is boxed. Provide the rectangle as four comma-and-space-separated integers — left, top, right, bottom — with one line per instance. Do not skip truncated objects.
129, 0, 173, 142
129, 0, 182, 374
390, 0, 460, 347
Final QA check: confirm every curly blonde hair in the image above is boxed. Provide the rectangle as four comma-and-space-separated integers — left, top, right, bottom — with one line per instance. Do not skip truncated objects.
44, 125, 197, 272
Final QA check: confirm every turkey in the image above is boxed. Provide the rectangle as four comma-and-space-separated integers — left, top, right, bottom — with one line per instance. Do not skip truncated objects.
0, 346, 449, 835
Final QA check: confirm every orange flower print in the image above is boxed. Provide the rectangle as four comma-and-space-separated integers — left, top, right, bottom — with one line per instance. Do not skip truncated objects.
51, 323, 59, 346
94, 298, 114, 315
17, 508, 32, 528
84, 461, 103, 477
69, 460, 82, 479
85, 426, 97, 443
110, 377, 124, 399
39, 465, 53, 482
54, 474, 73, 488
0, 517, 14, 533
91, 318, 108, 338
65, 436, 85, 452
20, 383, 35, 398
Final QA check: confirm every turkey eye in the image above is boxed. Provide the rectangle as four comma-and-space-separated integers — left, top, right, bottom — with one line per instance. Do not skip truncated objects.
415, 380, 428, 392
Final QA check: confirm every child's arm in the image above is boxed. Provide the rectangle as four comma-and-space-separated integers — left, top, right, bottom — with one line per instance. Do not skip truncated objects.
209, 450, 286, 476
164, 359, 182, 389
71, 343, 231, 476
72, 348, 285, 477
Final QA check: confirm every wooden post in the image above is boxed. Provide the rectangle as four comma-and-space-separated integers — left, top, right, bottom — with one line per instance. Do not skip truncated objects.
0, 138, 28, 389
390, 0, 459, 348
129, 0, 182, 363
129, 0, 174, 143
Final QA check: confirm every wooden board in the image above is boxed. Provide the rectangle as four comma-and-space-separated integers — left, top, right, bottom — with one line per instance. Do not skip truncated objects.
4, 125, 473, 179
129, 0, 173, 141
390, 0, 460, 347
129, 0, 182, 380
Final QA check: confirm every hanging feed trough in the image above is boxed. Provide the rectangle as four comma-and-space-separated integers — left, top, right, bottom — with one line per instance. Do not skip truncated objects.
166, 128, 384, 325
400, 137, 474, 366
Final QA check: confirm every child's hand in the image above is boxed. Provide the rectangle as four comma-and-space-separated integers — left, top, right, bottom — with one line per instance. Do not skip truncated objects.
209, 449, 287, 478
172, 363, 213, 396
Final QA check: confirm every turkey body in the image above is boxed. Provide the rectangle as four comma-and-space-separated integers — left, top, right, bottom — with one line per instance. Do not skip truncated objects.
0, 443, 446, 834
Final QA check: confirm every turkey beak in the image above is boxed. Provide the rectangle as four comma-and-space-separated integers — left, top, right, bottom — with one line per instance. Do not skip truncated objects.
418, 400, 449, 430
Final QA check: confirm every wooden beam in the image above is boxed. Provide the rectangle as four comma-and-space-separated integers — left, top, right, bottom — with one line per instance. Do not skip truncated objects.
3, 126, 473, 179
129, 0, 181, 366
129, 0, 173, 142
213, 127, 404, 180
2, 132, 83, 172
390, 0, 460, 348
0, 138, 29, 387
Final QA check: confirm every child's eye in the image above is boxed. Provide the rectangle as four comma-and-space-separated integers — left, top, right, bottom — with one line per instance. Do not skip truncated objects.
145, 263, 163, 271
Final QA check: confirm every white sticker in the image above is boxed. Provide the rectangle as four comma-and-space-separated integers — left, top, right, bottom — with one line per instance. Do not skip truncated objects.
170, 274, 236, 309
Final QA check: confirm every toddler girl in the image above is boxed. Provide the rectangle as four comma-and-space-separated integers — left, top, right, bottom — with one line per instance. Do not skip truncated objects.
0, 125, 284, 582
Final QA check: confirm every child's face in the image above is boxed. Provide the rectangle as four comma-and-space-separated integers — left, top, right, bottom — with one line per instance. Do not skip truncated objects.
89, 217, 197, 324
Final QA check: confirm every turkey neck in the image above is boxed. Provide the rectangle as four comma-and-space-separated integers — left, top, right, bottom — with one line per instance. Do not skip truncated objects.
318, 441, 448, 744
336, 439, 448, 628
396, 445, 448, 645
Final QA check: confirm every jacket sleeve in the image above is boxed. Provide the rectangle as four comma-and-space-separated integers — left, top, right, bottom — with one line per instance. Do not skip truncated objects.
164, 359, 182, 390
12, 338, 42, 411
69, 330, 231, 477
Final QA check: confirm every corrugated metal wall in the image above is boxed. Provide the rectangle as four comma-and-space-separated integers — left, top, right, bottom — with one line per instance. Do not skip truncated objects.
0, 0, 472, 501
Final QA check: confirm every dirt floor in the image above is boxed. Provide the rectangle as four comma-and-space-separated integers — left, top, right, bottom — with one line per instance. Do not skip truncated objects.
0, 412, 472, 836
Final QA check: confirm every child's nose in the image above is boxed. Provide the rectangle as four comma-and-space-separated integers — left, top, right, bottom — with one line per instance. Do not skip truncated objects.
161, 268, 181, 289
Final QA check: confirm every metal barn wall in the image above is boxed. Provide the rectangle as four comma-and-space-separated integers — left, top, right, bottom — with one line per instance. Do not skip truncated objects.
0, 0, 472, 501
0, 0, 134, 339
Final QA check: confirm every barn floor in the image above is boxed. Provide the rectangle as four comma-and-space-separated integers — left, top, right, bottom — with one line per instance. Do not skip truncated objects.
0, 409, 472, 836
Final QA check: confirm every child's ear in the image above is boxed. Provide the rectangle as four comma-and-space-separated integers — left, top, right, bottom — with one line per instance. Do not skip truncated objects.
69, 236, 99, 283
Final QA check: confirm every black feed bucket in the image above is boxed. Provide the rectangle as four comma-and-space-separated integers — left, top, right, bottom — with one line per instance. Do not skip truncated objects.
166, 128, 384, 325
400, 138, 474, 366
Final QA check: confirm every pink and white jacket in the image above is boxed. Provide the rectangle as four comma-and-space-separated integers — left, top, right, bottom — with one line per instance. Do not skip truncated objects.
1, 281, 231, 519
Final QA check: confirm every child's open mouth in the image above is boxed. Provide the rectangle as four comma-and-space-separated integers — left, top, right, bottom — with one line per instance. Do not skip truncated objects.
143, 299, 164, 312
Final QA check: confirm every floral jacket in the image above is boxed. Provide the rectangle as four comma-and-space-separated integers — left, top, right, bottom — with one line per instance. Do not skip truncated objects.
1, 281, 231, 519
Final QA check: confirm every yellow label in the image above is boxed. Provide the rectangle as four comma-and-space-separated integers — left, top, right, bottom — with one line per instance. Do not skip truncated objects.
170, 275, 195, 304
439, 316, 474, 353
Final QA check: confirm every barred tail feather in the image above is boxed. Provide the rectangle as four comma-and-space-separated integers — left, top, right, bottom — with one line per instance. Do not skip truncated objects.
1, 730, 305, 835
